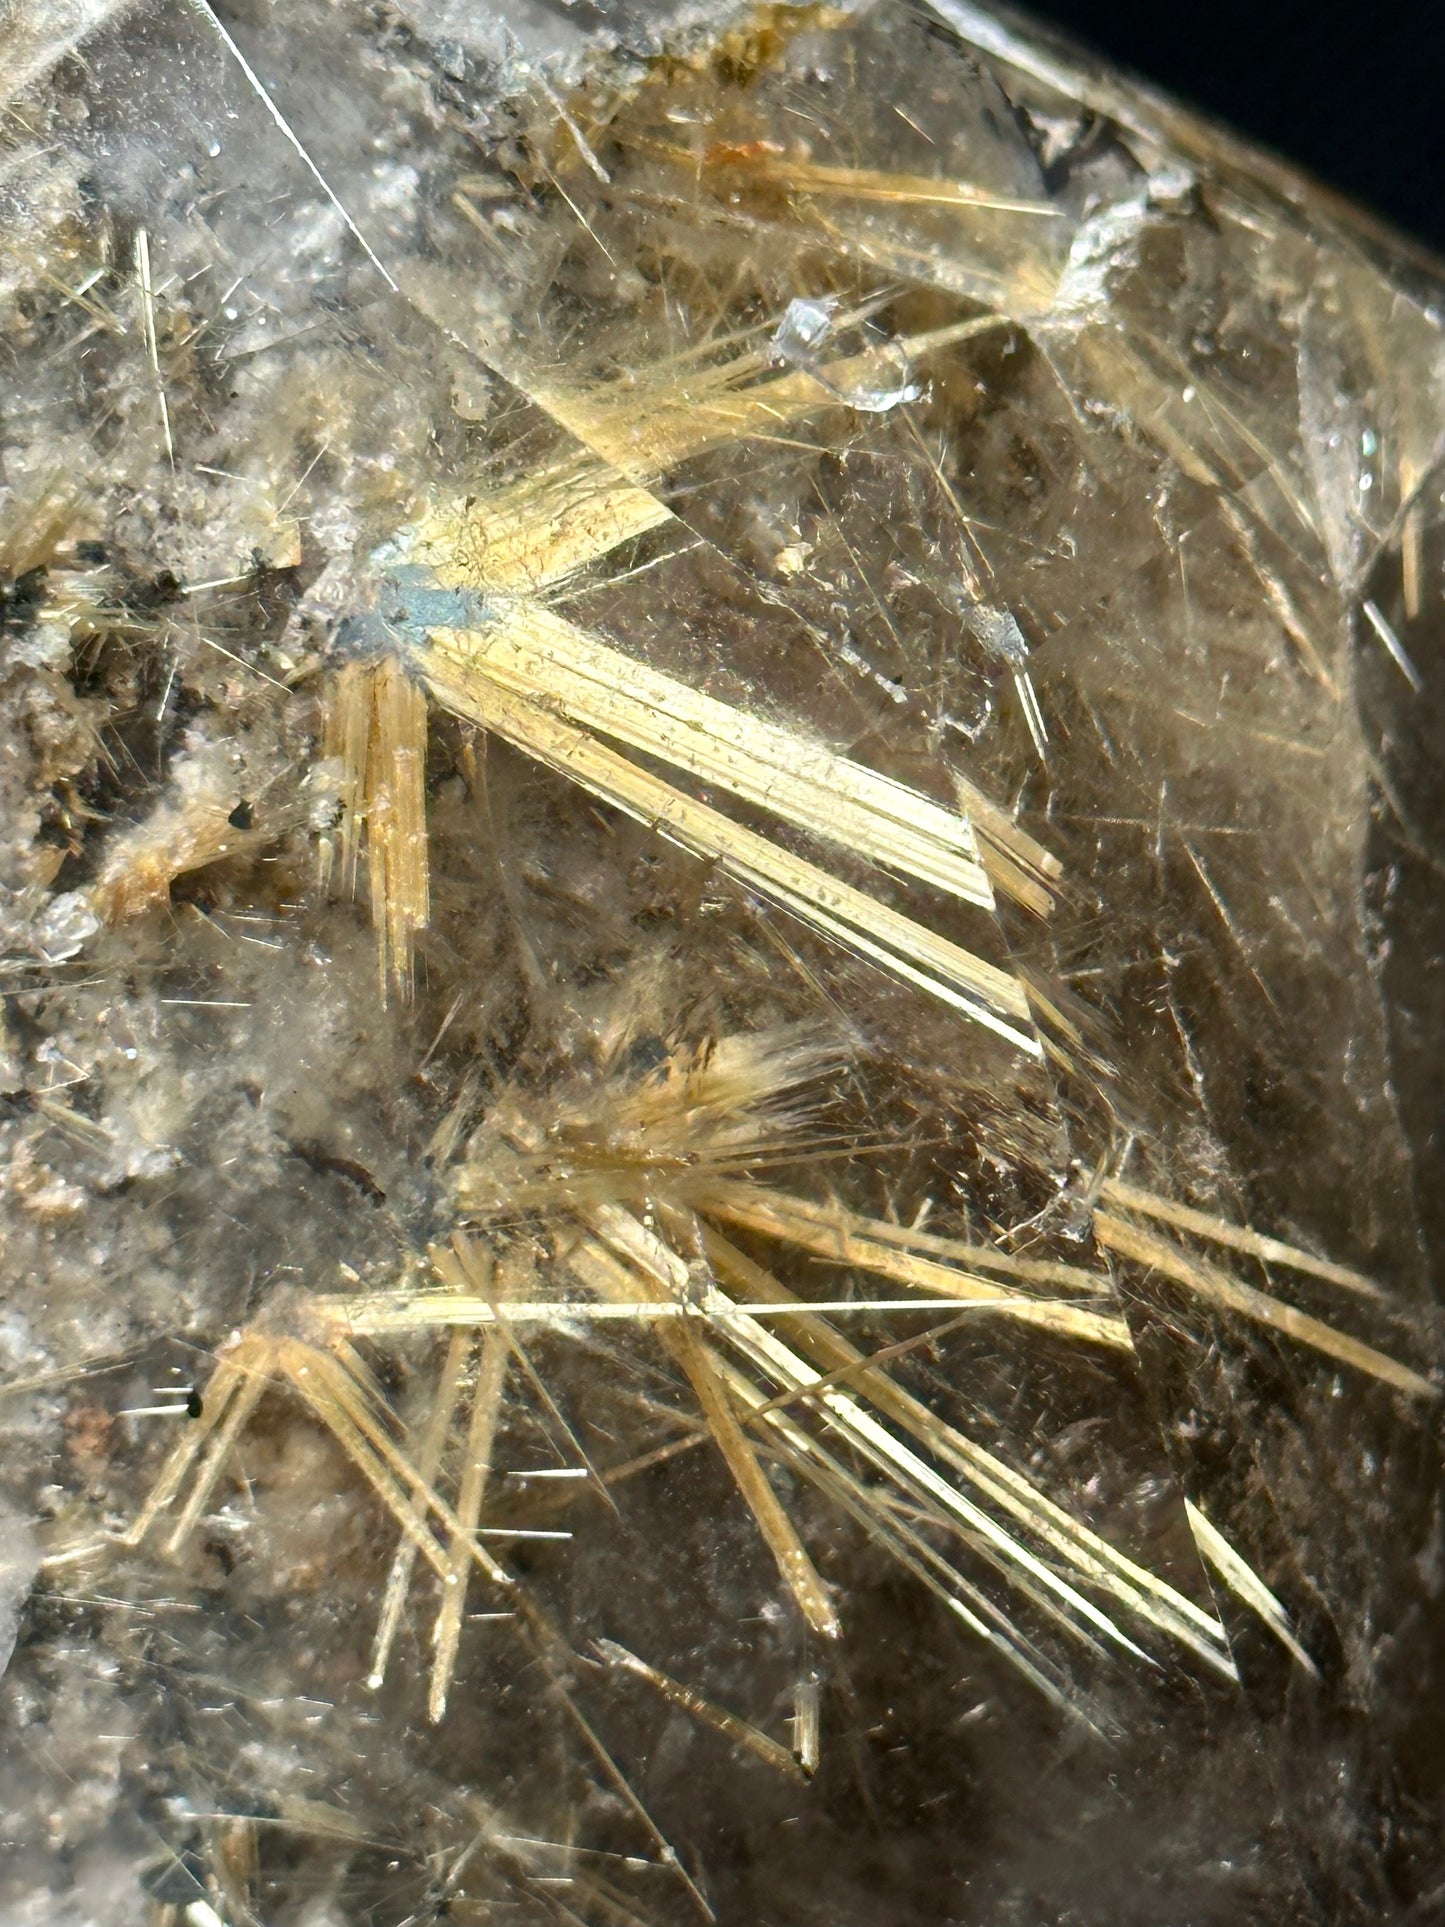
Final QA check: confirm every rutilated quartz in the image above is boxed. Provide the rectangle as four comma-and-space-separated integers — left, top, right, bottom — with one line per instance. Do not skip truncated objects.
0, 3, 1442, 1924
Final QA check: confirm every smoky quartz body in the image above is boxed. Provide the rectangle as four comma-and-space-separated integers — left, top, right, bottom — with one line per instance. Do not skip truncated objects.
0, 4, 1443, 1924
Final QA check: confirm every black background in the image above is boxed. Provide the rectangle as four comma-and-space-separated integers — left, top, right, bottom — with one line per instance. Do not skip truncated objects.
1028, 0, 1445, 253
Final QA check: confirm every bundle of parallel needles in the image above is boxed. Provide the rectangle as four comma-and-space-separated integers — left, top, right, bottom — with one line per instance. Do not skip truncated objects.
1, 3, 1442, 1923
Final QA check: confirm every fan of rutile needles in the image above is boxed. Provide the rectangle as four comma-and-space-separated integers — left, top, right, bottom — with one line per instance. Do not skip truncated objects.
101, 358, 1431, 1731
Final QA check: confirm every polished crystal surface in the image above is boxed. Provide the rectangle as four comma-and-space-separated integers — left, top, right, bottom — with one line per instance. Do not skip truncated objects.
1, 4, 1443, 1923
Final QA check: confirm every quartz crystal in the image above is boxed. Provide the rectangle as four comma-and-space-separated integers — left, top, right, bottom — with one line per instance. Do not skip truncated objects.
1, 3, 1443, 1923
